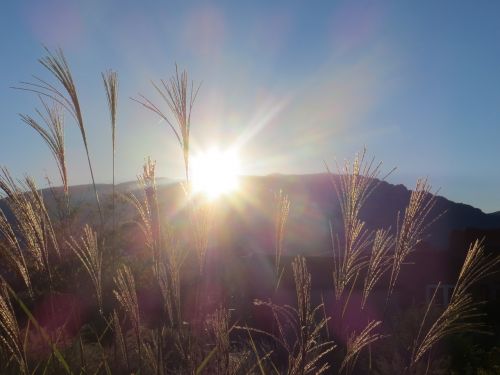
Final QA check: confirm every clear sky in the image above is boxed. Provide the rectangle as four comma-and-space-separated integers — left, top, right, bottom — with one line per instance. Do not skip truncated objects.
1, 1, 499, 212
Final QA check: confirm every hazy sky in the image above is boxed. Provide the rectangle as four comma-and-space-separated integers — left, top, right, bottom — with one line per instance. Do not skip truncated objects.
1, 1, 500, 212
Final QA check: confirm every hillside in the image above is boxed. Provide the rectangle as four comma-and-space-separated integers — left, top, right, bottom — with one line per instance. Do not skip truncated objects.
2, 173, 498, 254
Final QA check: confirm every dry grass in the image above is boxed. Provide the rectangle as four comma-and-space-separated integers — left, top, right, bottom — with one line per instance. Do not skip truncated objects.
0, 280, 28, 373
66, 224, 103, 314
274, 190, 290, 290
339, 320, 382, 375
125, 158, 184, 329
138, 157, 161, 272
20, 99, 68, 207
114, 265, 140, 337
291, 256, 335, 375
0, 169, 59, 280
206, 307, 231, 374
0, 49, 498, 375
142, 328, 164, 375
15, 47, 102, 224
133, 65, 200, 182
102, 70, 118, 153
113, 264, 142, 369
0, 210, 32, 296
112, 309, 130, 371
250, 256, 336, 374
388, 178, 438, 300
361, 229, 393, 309
125, 159, 162, 272
158, 254, 183, 329
190, 198, 213, 273
102, 70, 119, 261
410, 239, 500, 367
328, 150, 391, 302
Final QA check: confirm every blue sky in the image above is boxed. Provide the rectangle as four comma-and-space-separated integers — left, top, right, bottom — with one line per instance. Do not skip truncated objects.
1, 1, 500, 212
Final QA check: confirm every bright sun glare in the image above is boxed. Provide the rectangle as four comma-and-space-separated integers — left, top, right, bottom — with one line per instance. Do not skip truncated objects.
191, 148, 241, 200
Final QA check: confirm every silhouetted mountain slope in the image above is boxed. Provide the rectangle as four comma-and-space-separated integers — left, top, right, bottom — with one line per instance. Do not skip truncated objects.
1, 174, 498, 253
224, 174, 500, 250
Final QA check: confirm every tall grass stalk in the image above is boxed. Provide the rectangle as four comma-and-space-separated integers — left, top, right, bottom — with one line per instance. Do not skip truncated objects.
15, 47, 103, 225
102, 70, 118, 261
327, 150, 390, 302
132, 158, 183, 373
0, 280, 28, 374
361, 229, 393, 309
158, 257, 183, 329
409, 239, 500, 368
125, 158, 183, 328
0, 210, 32, 296
0, 171, 61, 351
339, 320, 382, 375
113, 264, 142, 370
0, 169, 59, 276
143, 328, 163, 375
20, 98, 69, 217
251, 256, 335, 374
112, 309, 130, 372
133, 65, 200, 182
274, 190, 290, 290
387, 178, 438, 301
206, 307, 231, 374
3, 282, 72, 373
66, 224, 103, 314
137, 157, 161, 275
191, 199, 213, 273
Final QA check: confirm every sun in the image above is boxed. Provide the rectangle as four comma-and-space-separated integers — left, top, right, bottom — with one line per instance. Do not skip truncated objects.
190, 148, 241, 200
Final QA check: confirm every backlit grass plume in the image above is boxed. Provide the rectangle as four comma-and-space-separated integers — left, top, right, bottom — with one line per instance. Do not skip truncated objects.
124, 159, 161, 269
142, 329, 163, 375
250, 256, 335, 374
0, 169, 59, 276
158, 252, 183, 329
19, 98, 68, 214
0, 280, 28, 374
1, 47, 499, 374
124, 157, 185, 331
388, 178, 438, 300
361, 229, 393, 309
0, 210, 32, 296
114, 264, 142, 368
206, 307, 231, 374
102, 70, 118, 244
191, 199, 213, 273
410, 239, 500, 367
102, 70, 118, 156
113, 309, 130, 371
339, 320, 382, 375
15, 47, 103, 224
138, 157, 161, 274
274, 189, 290, 290
327, 150, 390, 302
133, 65, 200, 182
67, 224, 103, 314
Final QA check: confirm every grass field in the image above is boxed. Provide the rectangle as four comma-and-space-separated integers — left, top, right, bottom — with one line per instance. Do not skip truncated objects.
0, 48, 499, 374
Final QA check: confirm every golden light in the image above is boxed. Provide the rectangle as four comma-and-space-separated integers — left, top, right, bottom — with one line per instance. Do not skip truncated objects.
191, 147, 241, 200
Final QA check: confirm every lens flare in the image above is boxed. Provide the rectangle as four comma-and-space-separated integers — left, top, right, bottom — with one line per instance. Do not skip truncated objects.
191, 148, 241, 199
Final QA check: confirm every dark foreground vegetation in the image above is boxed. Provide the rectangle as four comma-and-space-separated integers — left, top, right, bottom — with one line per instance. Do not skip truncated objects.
0, 49, 499, 374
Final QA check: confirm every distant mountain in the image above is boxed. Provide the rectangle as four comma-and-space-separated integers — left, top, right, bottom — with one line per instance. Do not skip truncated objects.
152, 173, 500, 253
218, 174, 500, 252
1, 174, 499, 254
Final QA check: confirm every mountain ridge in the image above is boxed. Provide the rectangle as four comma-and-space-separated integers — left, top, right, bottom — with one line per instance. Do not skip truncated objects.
1, 173, 499, 253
